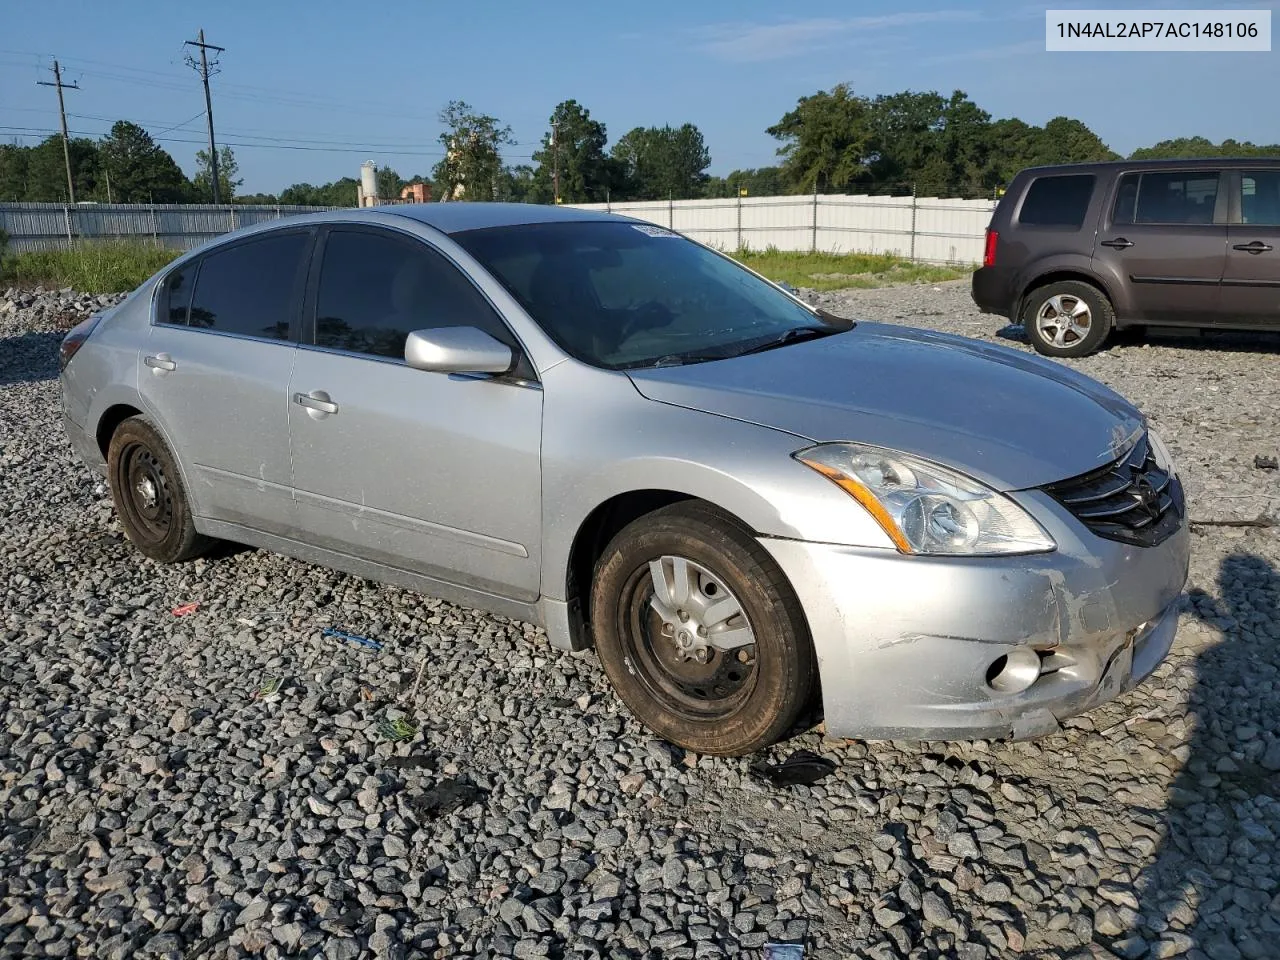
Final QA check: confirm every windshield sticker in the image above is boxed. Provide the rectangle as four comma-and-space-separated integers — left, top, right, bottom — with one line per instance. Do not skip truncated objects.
631, 224, 678, 238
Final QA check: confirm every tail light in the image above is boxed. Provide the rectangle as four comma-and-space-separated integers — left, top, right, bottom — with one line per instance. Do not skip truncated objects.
59, 314, 103, 372
983, 229, 999, 268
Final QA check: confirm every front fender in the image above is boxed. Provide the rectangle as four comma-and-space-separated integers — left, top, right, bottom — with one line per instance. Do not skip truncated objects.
538, 362, 897, 604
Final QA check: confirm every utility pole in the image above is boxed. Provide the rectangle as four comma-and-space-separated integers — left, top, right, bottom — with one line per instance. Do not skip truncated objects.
551, 120, 560, 204
37, 60, 79, 205
184, 28, 225, 204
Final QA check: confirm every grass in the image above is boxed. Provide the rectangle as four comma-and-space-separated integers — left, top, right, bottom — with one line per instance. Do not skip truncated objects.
733, 247, 969, 291
2, 241, 180, 294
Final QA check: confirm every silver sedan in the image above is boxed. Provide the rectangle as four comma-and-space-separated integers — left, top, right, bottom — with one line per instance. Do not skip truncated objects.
58, 204, 1190, 755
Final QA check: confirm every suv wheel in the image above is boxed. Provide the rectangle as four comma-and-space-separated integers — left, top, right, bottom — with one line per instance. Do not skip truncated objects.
1023, 281, 1114, 358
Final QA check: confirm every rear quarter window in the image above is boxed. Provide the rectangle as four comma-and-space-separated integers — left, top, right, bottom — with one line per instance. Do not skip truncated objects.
1017, 174, 1096, 228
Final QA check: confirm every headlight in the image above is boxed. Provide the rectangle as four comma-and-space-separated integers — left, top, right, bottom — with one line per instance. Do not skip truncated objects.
794, 443, 1056, 556
1147, 428, 1176, 474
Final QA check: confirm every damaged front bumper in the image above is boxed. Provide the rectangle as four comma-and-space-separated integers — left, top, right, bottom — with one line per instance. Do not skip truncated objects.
760, 488, 1191, 741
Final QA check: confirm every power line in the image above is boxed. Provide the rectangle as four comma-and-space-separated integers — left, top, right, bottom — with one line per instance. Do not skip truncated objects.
184, 28, 224, 203
35, 59, 79, 204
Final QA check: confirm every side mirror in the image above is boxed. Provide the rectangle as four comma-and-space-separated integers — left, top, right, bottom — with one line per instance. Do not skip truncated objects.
404, 327, 514, 374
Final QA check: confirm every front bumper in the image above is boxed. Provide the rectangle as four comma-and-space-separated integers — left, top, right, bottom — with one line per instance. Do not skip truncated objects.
761, 489, 1190, 741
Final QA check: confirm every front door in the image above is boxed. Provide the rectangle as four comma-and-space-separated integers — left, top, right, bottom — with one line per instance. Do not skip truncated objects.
1221, 169, 1280, 326
138, 230, 311, 534
1092, 169, 1227, 323
287, 226, 543, 601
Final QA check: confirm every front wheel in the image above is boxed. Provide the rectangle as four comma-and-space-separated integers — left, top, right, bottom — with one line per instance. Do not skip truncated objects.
589, 502, 817, 756
1023, 280, 1114, 358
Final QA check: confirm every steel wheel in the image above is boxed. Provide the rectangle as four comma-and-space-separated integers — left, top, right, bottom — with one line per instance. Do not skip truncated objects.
622, 555, 758, 719
119, 443, 174, 542
1036, 293, 1092, 348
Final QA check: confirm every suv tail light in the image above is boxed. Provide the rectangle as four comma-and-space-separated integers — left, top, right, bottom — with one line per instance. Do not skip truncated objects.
59, 314, 103, 372
983, 229, 999, 268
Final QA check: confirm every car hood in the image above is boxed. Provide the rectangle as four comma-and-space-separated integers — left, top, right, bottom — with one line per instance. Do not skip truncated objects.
625, 322, 1145, 491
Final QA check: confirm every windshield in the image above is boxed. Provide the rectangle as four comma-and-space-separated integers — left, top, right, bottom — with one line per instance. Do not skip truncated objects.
453, 220, 838, 369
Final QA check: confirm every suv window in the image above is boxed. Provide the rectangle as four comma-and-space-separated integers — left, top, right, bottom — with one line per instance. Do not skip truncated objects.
1240, 171, 1280, 226
1115, 171, 1220, 225
313, 229, 515, 360
161, 266, 193, 325
188, 232, 308, 339
1018, 175, 1095, 227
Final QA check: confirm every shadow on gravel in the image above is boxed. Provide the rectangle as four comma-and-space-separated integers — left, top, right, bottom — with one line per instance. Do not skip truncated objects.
0, 331, 63, 386
1128, 552, 1280, 957
995, 322, 1280, 356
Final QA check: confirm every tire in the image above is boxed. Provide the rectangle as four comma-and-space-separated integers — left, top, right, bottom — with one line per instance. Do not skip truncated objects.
106, 416, 211, 563
1022, 280, 1114, 358
589, 501, 817, 756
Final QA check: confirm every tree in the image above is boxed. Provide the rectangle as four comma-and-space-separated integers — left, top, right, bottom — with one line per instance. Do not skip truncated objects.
192, 146, 243, 202
235, 192, 278, 205
704, 167, 788, 198
432, 101, 513, 201
768, 83, 872, 193
22, 135, 101, 202
0, 144, 30, 201
497, 164, 536, 202
611, 124, 711, 200
279, 178, 359, 207
376, 165, 404, 200
530, 100, 612, 204
1128, 136, 1280, 160
99, 121, 188, 203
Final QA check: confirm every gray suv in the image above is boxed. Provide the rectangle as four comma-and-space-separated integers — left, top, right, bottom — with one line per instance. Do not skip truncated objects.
972, 158, 1280, 357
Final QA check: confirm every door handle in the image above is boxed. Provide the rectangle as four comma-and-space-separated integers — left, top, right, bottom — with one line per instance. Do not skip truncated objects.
1233, 241, 1273, 254
1100, 238, 1134, 249
293, 391, 339, 415
144, 353, 176, 373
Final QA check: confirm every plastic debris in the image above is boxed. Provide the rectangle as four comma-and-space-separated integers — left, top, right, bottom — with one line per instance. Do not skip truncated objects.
749, 749, 837, 787
252, 676, 283, 702
411, 777, 483, 818
171, 602, 200, 617
764, 945, 805, 960
1255, 454, 1278, 470
323, 626, 383, 651
377, 715, 419, 742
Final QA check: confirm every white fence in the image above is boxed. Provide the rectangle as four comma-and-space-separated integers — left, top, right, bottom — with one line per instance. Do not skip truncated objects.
568, 194, 997, 265
1, 194, 998, 264
0, 202, 335, 253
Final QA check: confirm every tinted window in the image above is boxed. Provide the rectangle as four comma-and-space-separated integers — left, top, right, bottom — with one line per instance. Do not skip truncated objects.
1018, 175, 1095, 227
1240, 171, 1280, 226
188, 232, 308, 339
1124, 171, 1220, 225
454, 221, 834, 370
313, 230, 514, 359
161, 267, 193, 325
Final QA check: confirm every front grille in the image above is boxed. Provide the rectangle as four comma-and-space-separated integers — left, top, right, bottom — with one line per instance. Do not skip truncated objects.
1042, 432, 1184, 547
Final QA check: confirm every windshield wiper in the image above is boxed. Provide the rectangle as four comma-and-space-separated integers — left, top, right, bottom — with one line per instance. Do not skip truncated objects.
727, 325, 840, 359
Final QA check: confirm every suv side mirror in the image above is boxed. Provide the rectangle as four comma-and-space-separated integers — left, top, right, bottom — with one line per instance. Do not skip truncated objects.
404, 327, 514, 374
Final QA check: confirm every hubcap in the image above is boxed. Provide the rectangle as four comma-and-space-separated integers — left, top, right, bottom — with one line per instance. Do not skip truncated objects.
619, 554, 758, 719
1036, 294, 1092, 348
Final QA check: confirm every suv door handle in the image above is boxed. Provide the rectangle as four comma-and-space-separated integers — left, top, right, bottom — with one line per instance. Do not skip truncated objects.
293, 391, 339, 416
1233, 241, 1273, 254
1100, 238, 1134, 249
144, 353, 176, 373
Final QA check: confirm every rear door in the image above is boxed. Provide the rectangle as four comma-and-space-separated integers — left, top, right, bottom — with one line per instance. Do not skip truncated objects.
1092, 168, 1228, 323
1221, 168, 1280, 326
138, 229, 311, 535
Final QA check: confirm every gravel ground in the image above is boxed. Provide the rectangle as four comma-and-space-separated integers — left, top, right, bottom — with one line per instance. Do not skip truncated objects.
1, 281, 1278, 960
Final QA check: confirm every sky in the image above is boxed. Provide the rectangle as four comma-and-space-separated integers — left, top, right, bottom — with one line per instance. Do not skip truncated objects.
3, 0, 1277, 195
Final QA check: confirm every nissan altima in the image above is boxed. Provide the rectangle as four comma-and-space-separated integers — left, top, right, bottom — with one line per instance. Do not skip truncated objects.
58, 203, 1190, 755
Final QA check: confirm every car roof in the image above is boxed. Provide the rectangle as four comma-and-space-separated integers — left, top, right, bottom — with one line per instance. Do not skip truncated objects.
1017, 157, 1280, 177
378, 201, 621, 234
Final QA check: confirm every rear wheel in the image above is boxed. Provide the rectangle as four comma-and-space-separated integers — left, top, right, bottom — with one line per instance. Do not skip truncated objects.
1023, 280, 1113, 358
107, 416, 211, 563
589, 502, 817, 756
